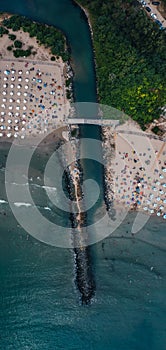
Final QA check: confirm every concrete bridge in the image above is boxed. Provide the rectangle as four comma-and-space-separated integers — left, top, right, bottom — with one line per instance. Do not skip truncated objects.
67, 118, 120, 127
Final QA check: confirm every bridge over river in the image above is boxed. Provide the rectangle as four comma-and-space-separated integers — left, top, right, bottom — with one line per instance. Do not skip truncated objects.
67, 118, 120, 127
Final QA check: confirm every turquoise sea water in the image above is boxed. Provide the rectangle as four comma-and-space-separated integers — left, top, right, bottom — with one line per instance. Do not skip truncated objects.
0, 0, 166, 349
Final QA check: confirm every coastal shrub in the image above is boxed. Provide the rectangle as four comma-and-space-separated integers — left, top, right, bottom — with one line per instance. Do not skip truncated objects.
7, 45, 13, 51
14, 40, 23, 48
0, 26, 9, 35
51, 56, 56, 61
2, 14, 68, 63
13, 48, 32, 58
8, 33, 16, 41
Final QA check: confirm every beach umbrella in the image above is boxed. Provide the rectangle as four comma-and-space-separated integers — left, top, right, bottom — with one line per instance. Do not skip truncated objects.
1, 104, 6, 108
11, 69, 16, 74
24, 92, 27, 96
17, 84, 21, 89
9, 106, 13, 110
9, 98, 13, 103
7, 126, 11, 130
10, 91, 14, 96
156, 197, 160, 201
16, 99, 20, 103
8, 119, 12, 124
162, 184, 166, 188
156, 181, 160, 186
23, 99, 27, 103
22, 120, 26, 125
2, 98, 6, 102
163, 214, 166, 219
160, 175, 164, 179
21, 135, 25, 139
25, 78, 29, 82
15, 112, 19, 117
162, 168, 166, 172
0, 133, 3, 137
143, 207, 148, 211
4, 77, 8, 81
159, 190, 164, 195
8, 112, 12, 116
1, 111, 5, 116
16, 106, 20, 110
11, 77, 15, 82
150, 209, 154, 214
3, 84, 7, 88
18, 70, 22, 74
15, 119, 19, 124
14, 133, 18, 138
0, 118, 4, 122
25, 85, 29, 90
14, 126, 19, 131
153, 203, 157, 208
2, 91, 6, 95
163, 199, 166, 204
7, 133, 11, 138
26, 71, 29, 75
157, 212, 161, 216
23, 106, 27, 110
160, 206, 164, 210
10, 84, 14, 88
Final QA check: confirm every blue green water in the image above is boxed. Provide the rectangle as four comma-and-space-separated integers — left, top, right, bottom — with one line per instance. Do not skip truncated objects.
0, 0, 166, 349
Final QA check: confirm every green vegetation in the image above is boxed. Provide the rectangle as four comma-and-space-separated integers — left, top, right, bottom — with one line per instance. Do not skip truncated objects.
2, 14, 69, 61
0, 26, 8, 36
13, 48, 32, 58
14, 39, 22, 48
77, 0, 166, 129
7, 45, 13, 51
8, 33, 16, 40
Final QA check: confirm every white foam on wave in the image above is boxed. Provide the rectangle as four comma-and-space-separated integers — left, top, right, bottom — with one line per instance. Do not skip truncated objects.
44, 206, 51, 211
0, 199, 7, 204
14, 202, 32, 207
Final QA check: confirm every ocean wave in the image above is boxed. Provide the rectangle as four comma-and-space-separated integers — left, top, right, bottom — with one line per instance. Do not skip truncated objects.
14, 202, 32, 207
0, 199, 7, 204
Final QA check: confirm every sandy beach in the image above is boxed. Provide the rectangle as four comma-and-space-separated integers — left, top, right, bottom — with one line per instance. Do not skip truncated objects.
0, 16, 70, 140
103, 120, 166, 220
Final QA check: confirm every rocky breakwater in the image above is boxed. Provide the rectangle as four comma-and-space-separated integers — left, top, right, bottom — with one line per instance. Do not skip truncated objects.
62, 125, 95, 304
102, 126, 116, 220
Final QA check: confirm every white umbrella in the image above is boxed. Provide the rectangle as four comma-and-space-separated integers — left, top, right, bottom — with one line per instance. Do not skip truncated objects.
8, 119, 12, 124
9, 98, 13, 103
24, 92, 27, 96
1, 112, 5, 116
14, 133, 18, 138
0, 118, 4, 122
10, 84, 14, 88
0, 133, 3, 137
4, 77, 8, 81
1, 104, 6, 108
9, 106, 13, 110
2, 98, 6, 102
2, 91, 7, 95
7, 126, 11, 130
18, 70, 22, 74
16, 99, 20, 103
16, 106, 20, 110
26, 71, 30, 75
15, 119, 19, 123
25, 85, 29, 90
23, 106, 27, 110
10, 91, 14, 96
25, 78, 29, 82
15, 112, 19, 117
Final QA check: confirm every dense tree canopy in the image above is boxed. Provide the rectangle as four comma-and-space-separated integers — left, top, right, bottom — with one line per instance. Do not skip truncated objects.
77, 0, 166, 128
